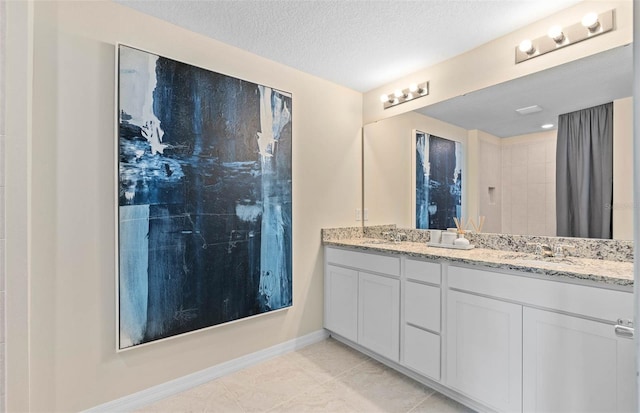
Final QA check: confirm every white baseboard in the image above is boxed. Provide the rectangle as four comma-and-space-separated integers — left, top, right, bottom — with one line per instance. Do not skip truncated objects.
84, 329, 329, 413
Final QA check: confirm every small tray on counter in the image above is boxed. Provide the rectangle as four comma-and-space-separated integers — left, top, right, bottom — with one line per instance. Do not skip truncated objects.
427, 242, 475, 250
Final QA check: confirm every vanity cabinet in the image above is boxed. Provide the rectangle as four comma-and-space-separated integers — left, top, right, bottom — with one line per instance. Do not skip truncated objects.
324, 246, 635, 413
324, 247, 401, 362
402, 259, 441, 380
522, 308, 636, 413
446, 290, 523, 412
448, 264, 636, 413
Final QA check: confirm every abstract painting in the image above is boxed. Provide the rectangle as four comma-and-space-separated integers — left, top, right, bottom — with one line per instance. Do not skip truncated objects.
416, 131, 462, 230
117, 45, 292, 350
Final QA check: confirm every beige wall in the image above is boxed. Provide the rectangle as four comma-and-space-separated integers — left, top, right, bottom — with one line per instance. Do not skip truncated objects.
5, 1, 32, 411
363, 111, 467, 227
501, 131, 557, 236
363, 1, 633, 123
477, 132, 502, 234
613, 97, 634, 240
0, 1, 6, 412
6, 1, 362, 411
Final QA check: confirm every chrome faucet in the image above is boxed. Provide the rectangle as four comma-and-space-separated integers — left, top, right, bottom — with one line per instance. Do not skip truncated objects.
553, 244, 573, 258
527, 242, 554, 258
527, 242, 573, 258
538, 244, 554, 258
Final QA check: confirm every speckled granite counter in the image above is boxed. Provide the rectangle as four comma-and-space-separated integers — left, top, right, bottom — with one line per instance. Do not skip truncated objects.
323, 236, 634, 289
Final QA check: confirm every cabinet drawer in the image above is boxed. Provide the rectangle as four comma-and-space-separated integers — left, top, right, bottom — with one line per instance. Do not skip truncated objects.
404, 325, 440, 380
405, 282, 440, 332
406, 259, 440, 284
448, 265, 633, 323
326, 247, 400, 277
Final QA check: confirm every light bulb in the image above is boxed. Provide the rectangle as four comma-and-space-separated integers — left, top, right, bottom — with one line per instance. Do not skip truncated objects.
582, 12, 599, 31
409, 84, 418, 93
380, 94, 390, 103
547, 25, 564, 43
394, 89, 404, 98
518, 39, 535, 55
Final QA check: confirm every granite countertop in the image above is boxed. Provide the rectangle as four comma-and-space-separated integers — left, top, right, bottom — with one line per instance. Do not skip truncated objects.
324, 237, 634, 288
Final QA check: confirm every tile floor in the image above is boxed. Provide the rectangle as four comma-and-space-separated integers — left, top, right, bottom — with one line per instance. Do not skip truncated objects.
136, 337, 476, 413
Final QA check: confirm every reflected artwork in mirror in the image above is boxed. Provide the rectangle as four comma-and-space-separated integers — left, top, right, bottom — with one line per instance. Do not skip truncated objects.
416, 131, 462, 229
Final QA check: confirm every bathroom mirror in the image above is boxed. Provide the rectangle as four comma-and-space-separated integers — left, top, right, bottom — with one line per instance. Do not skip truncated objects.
363, 44, 633, 240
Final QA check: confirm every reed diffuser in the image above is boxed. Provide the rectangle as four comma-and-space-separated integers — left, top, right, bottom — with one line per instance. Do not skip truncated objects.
453, 217, 470, 246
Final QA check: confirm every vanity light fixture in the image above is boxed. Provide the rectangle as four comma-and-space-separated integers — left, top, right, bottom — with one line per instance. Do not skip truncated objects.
380, 94, 393, 104
515, 9, 614, 64
581, 12, 600, 32
518, 39, 536, 55
381, 81, 429, 109
547, 25, 565, 44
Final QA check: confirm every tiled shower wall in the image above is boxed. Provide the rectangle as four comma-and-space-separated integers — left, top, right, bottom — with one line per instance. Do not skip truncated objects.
478, 137, 503, 234
501, 131, 557, 237
0, 1, 6, 411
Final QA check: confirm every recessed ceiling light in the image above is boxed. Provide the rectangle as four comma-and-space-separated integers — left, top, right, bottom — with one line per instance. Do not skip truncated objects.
541, 123, 554, 129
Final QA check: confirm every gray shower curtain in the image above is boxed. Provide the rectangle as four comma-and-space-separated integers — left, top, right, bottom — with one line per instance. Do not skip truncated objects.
556, 102, 613, 239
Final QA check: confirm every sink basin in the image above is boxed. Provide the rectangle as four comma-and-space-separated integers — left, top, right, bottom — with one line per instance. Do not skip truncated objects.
500, 252, 532, 260
500, 252, 576, 267
512, 258, 576, 268
362, 239, 392, 245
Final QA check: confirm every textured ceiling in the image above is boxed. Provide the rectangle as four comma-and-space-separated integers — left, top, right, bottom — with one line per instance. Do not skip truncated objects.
115, 0, 581, 92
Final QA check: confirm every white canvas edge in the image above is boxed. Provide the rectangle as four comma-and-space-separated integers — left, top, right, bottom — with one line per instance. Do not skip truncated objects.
86, 329, 328, 413
114, 42, 121, 353
114, 43, 294, 352
411, 129, 418, 228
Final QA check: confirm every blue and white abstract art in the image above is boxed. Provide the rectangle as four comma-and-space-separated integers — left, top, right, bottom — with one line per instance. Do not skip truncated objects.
117, 45, 292, 350
416, 131, 462, 230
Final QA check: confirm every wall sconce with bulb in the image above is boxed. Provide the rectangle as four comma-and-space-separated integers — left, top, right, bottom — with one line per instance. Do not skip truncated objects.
380, 81, 429, 109
515, 9, 614, 64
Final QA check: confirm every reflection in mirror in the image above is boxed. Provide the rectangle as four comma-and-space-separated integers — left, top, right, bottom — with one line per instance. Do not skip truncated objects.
363, 45, 633, 240
415, 131, 463, 230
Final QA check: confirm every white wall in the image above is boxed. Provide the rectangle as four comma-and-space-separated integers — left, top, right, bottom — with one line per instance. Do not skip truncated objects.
5, 1, 362, 411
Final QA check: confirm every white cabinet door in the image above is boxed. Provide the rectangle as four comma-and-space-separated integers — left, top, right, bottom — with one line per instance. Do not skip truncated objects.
447, 290, 522, 413
404, 324, 440, 380
324, 264, 358, 342
358, 271, 400, 362
523, 307, 637, 413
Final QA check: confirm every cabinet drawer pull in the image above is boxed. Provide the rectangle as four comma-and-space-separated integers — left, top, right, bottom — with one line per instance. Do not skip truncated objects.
614, 325, 634, 339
